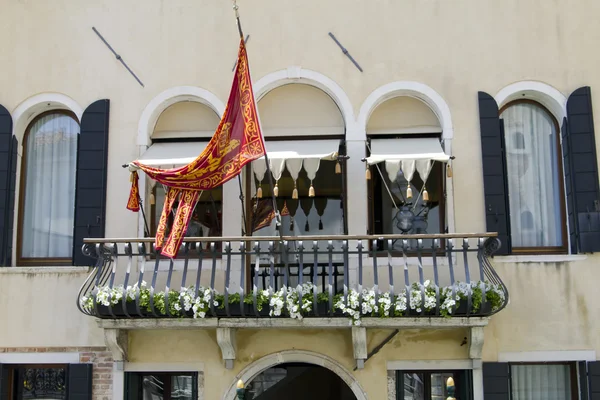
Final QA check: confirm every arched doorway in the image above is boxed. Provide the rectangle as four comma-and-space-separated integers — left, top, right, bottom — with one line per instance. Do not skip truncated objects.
223, 350, 367, 400
243, 362, 357, 400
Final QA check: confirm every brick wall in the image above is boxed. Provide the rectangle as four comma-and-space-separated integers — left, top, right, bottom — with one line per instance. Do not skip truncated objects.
0, 346, 112, 400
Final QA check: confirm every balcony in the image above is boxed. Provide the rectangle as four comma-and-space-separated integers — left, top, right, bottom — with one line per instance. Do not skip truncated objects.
76, 233, 508, 327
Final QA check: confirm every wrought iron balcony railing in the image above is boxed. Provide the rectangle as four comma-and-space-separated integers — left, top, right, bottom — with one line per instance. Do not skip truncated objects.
76, 233, 508, 322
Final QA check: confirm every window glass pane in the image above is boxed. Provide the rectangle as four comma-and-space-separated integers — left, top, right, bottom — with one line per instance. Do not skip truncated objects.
430, 373, 454, 400
511, 364, 571, 400
18, 367, 67, 399
252, 160, 345, 263
501, 103, 563, 247
403, 372, 425, 400
127, 373, 196, 400
378, 162, 444, 250
170, 375, 194, 400
21, 113, 78, 258
142, 375, 165, 400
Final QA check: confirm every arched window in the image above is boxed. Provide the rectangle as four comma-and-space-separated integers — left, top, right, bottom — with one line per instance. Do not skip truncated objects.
500, 100, 566, 250
19, 111, 79, 263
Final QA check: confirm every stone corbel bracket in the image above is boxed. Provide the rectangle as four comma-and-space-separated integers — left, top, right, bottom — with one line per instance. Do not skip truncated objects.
217, 328, 237, 369
104, 328, 129, 368
352, 327, 367, 369
469, 326, 485, 364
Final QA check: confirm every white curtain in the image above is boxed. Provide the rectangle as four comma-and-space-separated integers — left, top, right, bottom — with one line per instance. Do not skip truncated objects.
502, 103, 563, 247
511, 364, 572, 400
22, 113, 78, 258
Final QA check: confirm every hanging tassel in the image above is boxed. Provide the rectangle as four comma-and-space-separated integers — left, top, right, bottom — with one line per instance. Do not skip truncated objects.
274, 182, 279, 197
129, 172, 134, 183
365, 168, 371, 180
407, 185, 413, 199
292, 186, 298, 200
305, 220, 310, 232
149, 193, 156, 205
319, 219, 323, 230
290, 218, 294, 231
309, 184, 315, 197
257, 186, 263, 199
446, 164, 453, 178
423, 189, 429, 202
335, 161, 342, 174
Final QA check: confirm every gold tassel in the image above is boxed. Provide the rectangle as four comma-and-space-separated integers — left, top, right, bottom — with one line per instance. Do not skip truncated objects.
423, 189, 429, 202
335, 161, 342, 174
149, 193, 156, 205
129, 172, 134, 183
309, 184, 315, 197
407, 185, 413, 199
365, 168, 371, 180
292, 187, 298, 199
446, 164, 453, 178
274, 183, 279, 197
257, 186, 263, 199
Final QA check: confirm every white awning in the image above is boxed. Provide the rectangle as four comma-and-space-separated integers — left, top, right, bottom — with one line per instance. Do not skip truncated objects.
252, 139, 340, 182
136, 141, 209, 168
366, 137, 449, 183
366, 137, 449, 165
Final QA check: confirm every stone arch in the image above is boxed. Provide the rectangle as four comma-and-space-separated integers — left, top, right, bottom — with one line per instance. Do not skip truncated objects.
254, 67, 356, 137
137, 86, 225, 147
495, 80, 567, 122
222, 350, 367, 400
357, 81, 455, 233
12, 92, 83, 143
357, 81, 454, 142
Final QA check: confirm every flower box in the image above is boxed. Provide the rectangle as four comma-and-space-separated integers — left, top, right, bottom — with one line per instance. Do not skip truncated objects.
308, 303, 344, 317
407, 308, 437, 317
97, 302, 147, 318
216, 304, 270, 317
472, 302, 492, 316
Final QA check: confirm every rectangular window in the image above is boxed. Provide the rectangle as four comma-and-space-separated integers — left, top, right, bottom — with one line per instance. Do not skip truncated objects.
396, 370, 471, 400
510, 363, 576, 400
4, 365, 68, 400
249, 140, 346, 292
125, 372, 198, 400
371, 162, 445, 252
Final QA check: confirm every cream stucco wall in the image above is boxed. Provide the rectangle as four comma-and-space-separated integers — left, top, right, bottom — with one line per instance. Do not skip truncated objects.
1, 1, 600, 398
128, 328, 470, 399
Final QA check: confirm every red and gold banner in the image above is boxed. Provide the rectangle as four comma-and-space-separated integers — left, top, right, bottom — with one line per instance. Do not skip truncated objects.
128, 39, 266, 258
252, 199, 290, 232
126, 171, 140, 212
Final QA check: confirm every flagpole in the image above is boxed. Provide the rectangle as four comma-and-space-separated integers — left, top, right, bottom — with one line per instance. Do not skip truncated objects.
232, 0, 282, 235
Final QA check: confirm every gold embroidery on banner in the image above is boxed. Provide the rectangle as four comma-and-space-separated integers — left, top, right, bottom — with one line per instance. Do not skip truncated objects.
126, 171, 140, 211
128, 40, 266, 258
131, 41, 265, 192
155, 188, 180, 249
161, 190, 200, 258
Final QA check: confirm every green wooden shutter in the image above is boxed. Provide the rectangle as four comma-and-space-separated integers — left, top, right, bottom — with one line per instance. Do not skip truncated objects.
0, 363, 9, 400
478, 92, 511, 255
0, 106, 16, 266
589, 361, 600, 400
482, 362, 510, 400
67, 364, 93, 400
72, 100, 110, 265
565, 87, 600, 253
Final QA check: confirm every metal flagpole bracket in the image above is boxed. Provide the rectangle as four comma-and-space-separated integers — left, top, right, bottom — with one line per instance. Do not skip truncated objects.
92, 27, 145, 87
328, 32, 363, 72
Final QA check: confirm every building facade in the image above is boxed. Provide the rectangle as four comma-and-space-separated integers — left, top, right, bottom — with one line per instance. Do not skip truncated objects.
0, 1, 599, 399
